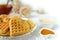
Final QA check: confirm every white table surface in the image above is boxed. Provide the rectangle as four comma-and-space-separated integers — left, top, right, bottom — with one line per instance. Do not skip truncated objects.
21, 0, 60, 40
0, 0, 60, 40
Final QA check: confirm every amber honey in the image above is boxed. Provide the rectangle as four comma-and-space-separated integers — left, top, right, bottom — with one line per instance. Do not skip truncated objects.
0, 4, 12, 15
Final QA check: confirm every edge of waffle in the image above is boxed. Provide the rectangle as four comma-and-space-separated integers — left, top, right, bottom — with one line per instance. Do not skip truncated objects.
0, 31, 10, 36
0, 14, 10, 22
25, 20, 35, 29
0, 14, 10, 35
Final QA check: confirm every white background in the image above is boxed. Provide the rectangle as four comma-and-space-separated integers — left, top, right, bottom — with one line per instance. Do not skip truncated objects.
20, 0, 60, 40
0, 0, 60, 40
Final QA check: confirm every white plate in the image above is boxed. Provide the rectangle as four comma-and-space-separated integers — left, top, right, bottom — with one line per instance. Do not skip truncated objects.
0, 25, 37, 40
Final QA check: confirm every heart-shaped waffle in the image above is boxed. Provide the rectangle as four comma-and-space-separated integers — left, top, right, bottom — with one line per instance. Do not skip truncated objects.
0, 14, 10, 35
9, 16, 30, 36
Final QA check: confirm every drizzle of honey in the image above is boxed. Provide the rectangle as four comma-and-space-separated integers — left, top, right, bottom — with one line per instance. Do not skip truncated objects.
41, 29, 55, 35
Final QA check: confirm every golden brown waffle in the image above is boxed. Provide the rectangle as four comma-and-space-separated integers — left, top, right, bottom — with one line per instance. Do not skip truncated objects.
0, 14, 10, 22
0, 22, 9, 34
20, 20, 30, 34
0, 14, 8, 18
25, 20, 35, 29
9, 16, 30, 36
0, 14, 10, 34
0, 30, 10, 36
0, 15, 35, 37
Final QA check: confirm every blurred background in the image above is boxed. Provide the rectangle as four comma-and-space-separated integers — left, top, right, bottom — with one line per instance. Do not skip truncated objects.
20, 0, 60, 40
0, 0, 60, 40
21, 0, 60, 26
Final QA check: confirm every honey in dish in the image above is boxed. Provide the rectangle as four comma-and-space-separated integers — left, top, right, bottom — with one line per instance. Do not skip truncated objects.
0, 4, 12, 15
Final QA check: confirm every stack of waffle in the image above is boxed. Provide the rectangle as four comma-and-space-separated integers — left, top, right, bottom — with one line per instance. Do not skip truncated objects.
0, 14, 35, 37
